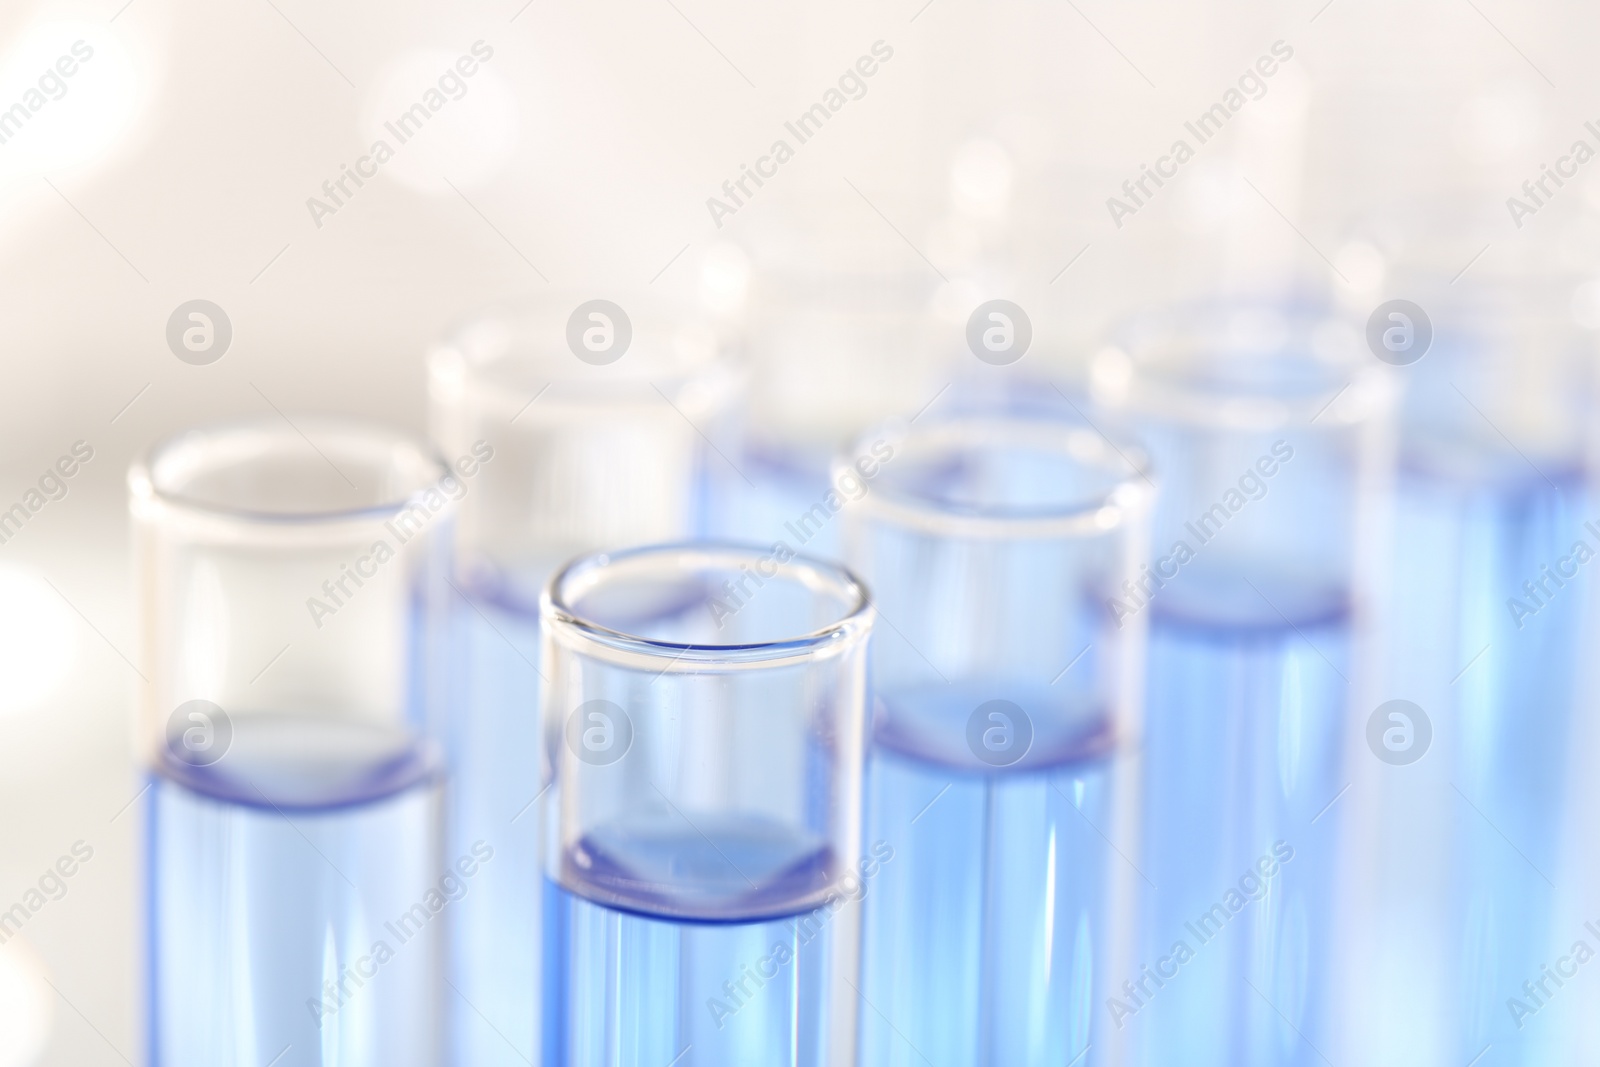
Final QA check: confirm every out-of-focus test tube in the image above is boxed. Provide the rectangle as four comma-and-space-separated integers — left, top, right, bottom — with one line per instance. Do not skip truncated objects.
1089, 304, 1395, 1067
539, 544, 874, 1066
131, 419, 454, 1067
730, 259, 943, 558
1354, 274, 1594, 1067
839, 416, 1153, 1067
427, 303, 740, 1066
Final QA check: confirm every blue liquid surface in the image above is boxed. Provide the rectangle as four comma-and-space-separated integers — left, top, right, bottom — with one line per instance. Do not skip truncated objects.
447, 574, 728, 1066
147, 714, 443, 1067
1133, 575, 1349, 1067
545, 816, 854, 1067
859, 681, 1115, 1067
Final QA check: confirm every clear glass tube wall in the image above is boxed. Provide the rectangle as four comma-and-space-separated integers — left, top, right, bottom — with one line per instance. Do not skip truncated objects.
539, 543, 874, 1066
837, 416, 1154, 1067
1090, 303, 1396, 1067
130, 418, 454, 1067
427, 301, 741, 1067
731, 261, 943, 558
1354, 271, 1594, 1067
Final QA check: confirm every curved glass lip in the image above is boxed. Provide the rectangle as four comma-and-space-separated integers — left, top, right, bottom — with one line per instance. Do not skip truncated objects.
128, 416, 450, 526
428, 300, 744, 414
834, 416, 1155, 541
1090, 301, 1396, 430
543, 541, 874, 667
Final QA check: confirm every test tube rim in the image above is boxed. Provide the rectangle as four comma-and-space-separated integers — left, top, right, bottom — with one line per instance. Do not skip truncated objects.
833, 415, 1156, 542
1089, 300, 1398, 431
542, 540, 874, 671
428, 302, 745, 422
1090, 349, 1395, 431
128, 416, 452, 531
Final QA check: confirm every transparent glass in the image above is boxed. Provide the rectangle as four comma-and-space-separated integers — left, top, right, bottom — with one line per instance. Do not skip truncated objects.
1089, 302, 1396, 1067
539, 543, 874, 1067
836, 416, 1154, 1067
129, 418, 454, 1067
430, 301, 742, 579
427, 301, 742, 1066
729, 262, 943, 559
1350, 271, 1594, 1067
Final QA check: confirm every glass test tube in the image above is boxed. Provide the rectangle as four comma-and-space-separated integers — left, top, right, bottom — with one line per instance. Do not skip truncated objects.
427, 302, 739, 1067
1360, 274, 1593, 1067
539, 544, 874, 1067
131, 418, 454, 1067
731, 261, 942, 557
1089, 304, 1395, 1067
838, 416, 1154, 1067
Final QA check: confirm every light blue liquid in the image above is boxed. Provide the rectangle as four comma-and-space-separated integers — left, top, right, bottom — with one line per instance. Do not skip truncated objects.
858, 681, 1115, 1067
544, 816, 851, 1067
147, 714, 443, 1067
447, 580, 545, 1067
1133, 575, 1349, 1067
1378, 464, 1587, 1067
448, 572, 720, 1066
730, 444, 841, 559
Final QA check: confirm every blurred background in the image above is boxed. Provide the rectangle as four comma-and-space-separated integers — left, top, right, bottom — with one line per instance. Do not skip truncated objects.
3, 0, 1600, 1063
